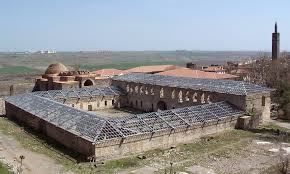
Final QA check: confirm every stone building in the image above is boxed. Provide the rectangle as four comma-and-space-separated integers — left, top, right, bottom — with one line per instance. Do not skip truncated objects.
4, 73, 272, 160
34, 63, 110, 91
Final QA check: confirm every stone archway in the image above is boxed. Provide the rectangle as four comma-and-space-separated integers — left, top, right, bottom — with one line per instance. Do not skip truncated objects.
157, 101, 167, 111
84, 79, 94, 86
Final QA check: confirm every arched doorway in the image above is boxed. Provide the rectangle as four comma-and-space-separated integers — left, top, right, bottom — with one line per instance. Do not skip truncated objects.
157, 101, 167, 111
84, 79, 94, 86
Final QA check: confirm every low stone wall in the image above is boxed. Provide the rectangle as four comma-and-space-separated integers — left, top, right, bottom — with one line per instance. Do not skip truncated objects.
0, 83, 34, 97
0, 98, 5, 116
95, 118, 238, 160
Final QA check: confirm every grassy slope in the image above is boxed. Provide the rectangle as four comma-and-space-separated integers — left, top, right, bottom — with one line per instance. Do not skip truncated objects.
0, 163, 13, 174
0, 66, 38, 74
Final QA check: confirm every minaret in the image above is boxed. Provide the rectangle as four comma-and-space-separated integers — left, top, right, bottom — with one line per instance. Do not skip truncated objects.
272, 22, 280, 60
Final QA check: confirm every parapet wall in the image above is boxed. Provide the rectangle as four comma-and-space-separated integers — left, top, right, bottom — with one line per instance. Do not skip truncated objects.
0, 83, 35, 116
95, 118, 238, 159
0, 98, 5, 116
0, 83, 34, 97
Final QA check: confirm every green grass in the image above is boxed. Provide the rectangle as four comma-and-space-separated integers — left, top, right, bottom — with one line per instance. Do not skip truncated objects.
262, 122, 290, 132
80, 61, 183, 70
0, 162, 13, 174
0, 66, 38, 74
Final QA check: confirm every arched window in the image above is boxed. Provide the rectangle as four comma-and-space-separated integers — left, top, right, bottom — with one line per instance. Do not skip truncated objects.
150, 88, 155, 95
192, 92, 198, 102
185, 91, 190, 101
135, 85, 139, 93
171, 89, 176, 99
178, 91, 183, 103
126, 84, 130, 92
84, 79, 94, 86
160, 88, 164, 98
206, 95, 212, 104
201, 93, 205, 104
145, 87, 149, 95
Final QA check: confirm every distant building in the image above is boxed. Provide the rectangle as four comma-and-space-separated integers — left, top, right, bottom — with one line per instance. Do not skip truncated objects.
35, 50, 56, 54
272, 22, 280, 60
34, 63, 109, 91
201, 66, 226, 74
158, 67, 237, 80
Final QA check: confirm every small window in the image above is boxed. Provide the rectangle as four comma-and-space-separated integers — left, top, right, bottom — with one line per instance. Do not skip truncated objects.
88, 105, 92, 111
262, 96, 266, 106
112, 99, 115, 105
105, 101, 107, 106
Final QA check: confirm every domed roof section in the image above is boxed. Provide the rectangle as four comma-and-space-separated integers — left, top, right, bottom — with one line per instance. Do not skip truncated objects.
45, 63, 68, 75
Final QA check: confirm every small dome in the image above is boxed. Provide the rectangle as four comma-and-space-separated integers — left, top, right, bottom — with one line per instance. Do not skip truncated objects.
45, 63, 68, 75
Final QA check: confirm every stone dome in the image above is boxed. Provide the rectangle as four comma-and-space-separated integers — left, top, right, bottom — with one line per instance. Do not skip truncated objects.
45, 63, 68, 75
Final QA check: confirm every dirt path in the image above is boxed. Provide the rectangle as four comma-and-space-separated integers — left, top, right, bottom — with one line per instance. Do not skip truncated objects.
0, 132, 74, 174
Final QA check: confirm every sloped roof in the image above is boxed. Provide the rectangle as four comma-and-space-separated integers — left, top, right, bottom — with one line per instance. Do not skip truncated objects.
92, 69, 123, 77
5, 92, 244, 144
122, 65, 181, 74
158, 68, 237, 79
113, 73, 272, 95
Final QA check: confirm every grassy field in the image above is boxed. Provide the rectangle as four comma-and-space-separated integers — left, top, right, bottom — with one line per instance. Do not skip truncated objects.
0, 162, 13, 174
0, 66, 39, 74
80, 60, 183, 70
0, 51, 260, 73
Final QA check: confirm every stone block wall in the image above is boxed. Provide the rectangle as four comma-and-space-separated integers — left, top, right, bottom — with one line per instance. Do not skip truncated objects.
95, 118, 238, 159
0, 98, 5, 116
0, 83, 34, 97
5, 102, 95, 156
112, 80, 247, 112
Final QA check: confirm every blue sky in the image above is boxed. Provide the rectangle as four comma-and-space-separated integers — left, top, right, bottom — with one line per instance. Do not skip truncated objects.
0, 0, 289, 51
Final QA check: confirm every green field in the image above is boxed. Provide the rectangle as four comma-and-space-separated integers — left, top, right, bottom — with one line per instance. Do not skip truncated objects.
0, 162, 13, 174
0, 66, 39, 74
81, 60, 183, 70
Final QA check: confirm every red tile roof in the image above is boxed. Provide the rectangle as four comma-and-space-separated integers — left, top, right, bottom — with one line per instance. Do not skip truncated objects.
158, 68, 238, 80
92, 69, 123, 77
122, 65, 181, 74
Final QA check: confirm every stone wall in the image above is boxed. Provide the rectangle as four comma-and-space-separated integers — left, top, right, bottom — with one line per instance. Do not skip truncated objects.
112, 80, 247, 112
112, 80, 271, 122
0, 98, 5, 116
5, 102, 95, 156
63, 95, 126, 111
0, 83, 34, 97
95, 118, 238, 159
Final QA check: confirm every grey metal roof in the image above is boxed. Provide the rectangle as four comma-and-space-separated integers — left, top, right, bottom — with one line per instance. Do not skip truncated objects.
31, 86, 125, 102
5, 92, 244, 144
113, 73, 272, 95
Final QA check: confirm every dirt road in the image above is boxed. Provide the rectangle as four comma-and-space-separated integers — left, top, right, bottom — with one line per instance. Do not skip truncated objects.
0, 132, 74, 174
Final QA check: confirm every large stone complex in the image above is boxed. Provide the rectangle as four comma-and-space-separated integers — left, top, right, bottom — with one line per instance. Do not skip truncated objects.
5, 73, 272, 160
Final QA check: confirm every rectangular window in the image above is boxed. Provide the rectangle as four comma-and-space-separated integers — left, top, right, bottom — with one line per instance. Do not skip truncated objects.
105, 101, 107, 106
262, 96, 266, 106
88, 105, 92, 111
